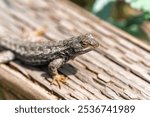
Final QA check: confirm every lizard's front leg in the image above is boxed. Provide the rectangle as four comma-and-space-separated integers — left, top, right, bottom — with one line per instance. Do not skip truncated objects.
0, 50, 15, 63
48, 58, 67, 87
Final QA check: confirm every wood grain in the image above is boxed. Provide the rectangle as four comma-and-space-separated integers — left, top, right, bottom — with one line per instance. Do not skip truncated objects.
0, 0, 150, 99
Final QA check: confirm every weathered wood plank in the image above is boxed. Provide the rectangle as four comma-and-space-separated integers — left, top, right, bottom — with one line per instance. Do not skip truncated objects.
0, 0, 150, 99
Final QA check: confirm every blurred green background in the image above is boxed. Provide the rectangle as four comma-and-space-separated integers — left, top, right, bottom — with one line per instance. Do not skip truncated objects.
71, 0, 150, 44
1, 0, 150, 100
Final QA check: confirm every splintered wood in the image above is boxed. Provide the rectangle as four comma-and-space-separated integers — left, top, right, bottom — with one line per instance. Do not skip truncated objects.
0, 0, 150, 99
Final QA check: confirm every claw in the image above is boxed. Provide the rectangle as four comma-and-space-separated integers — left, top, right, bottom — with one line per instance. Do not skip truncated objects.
51, 74, 67, 88
33, 26, 48, 36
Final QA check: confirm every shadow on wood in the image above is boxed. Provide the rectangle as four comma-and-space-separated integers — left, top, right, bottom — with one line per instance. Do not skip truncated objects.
0, 0, 150, 100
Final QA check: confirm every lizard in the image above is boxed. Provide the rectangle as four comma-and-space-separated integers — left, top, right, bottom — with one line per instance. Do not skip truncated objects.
0, 33, 99, 87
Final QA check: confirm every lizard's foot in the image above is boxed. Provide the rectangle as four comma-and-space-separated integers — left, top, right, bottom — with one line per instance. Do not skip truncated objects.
51, 74, 67, 88
33, 26, 48, 36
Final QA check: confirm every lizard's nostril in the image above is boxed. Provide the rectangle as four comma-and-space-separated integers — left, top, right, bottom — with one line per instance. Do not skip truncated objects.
91, 40, 99, 48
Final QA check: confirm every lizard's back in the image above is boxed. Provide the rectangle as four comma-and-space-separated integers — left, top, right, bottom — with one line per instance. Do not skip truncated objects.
0, 36, 63, 65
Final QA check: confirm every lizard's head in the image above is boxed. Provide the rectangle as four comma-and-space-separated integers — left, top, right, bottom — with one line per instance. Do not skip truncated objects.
68, 33, 99, 57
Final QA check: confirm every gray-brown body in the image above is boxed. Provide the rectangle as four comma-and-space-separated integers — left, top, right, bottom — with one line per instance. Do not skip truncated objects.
0, 34, 99, 66
0, 33, 99, 86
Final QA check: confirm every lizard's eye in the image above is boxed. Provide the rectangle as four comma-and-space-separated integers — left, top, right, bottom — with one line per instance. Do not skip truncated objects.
81, 42, 89, 48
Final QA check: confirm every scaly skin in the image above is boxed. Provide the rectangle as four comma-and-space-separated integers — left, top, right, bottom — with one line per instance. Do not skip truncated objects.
0, 33, 99, 87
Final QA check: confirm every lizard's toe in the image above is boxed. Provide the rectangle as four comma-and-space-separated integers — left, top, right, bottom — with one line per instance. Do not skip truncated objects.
51, 74, 67, 88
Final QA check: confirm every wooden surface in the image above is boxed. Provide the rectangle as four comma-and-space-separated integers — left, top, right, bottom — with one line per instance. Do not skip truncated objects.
0, 0, 150, 100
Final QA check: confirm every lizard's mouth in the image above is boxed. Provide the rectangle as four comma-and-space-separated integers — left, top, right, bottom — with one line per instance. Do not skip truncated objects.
80, 45, 98, 54
83, 47, 94, 53
83, 42, 99, 52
